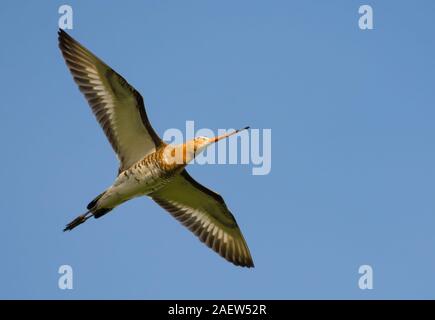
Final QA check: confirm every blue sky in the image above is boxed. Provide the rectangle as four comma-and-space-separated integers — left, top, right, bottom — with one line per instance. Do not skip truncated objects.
1, 0, 435, 299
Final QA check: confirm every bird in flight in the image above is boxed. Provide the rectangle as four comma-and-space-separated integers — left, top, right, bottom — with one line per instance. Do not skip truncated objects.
58, 29, 254, 268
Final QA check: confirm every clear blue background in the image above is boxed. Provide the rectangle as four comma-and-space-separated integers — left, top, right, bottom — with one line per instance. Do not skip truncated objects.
1, 0, 435, 299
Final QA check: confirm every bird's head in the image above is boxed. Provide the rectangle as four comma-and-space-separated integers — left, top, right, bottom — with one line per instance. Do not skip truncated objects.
191, 136, 212, 155
191, 126, 250, 158
165, 127, 250, 166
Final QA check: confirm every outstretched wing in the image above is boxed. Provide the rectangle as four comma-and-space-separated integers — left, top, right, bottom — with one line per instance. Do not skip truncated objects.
58, 29, 163, 173
151, 170, 254, 267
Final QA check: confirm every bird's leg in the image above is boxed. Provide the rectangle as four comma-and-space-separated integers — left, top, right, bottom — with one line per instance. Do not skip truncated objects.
63, 211, 93, 232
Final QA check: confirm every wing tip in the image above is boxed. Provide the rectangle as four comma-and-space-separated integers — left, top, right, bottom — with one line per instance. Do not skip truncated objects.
58, 28, 74, 53
226, 257, 254, 268
217, 237, 255, 268
237, 258, 255, 268
233, 254, 255, 268
208, 239, 254, 268
58, 28, 69, 42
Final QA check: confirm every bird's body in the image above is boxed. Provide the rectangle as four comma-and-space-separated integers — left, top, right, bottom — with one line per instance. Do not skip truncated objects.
58, 29, 254, 267
98, 146, 176, 209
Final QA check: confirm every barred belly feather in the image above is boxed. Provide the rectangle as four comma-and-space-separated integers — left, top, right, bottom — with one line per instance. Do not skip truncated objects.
97, 149, 178, 209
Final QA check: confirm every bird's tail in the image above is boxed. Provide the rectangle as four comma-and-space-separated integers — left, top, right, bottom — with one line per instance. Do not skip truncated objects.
63, 211, 92, 232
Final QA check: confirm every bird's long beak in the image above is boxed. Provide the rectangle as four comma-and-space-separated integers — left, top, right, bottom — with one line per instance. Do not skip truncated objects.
210, 126, 250, 143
